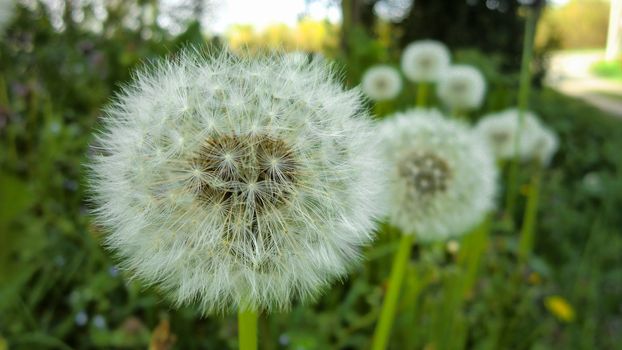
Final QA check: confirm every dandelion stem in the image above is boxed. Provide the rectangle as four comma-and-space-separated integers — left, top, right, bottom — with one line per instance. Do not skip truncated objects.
518, 166, 541, 262
458, 216, 491, 298
416, 82, 428, 107
505, 6, 539, 221
238, 308, 258, 350
372, 233, 413, 350
0, 73, 9, 106
374, 101, 388, 118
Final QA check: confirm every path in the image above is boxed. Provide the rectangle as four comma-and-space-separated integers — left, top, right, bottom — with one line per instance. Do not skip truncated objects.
546, 51, 622, 118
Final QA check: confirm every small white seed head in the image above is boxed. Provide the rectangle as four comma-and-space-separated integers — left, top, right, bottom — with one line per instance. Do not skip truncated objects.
475, 108, 557, 166
361, 65, 402, 101
401, 40, 451, 82
437, 65, 486, 112
379, 109, 498, 241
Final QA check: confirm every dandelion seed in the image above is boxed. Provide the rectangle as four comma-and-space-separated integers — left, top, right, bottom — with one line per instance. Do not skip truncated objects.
379, 109, 497, 241
401, 40, 451, 82
87, 50, 384, 314
361, 65, 402, 101
437, 65, 486, 113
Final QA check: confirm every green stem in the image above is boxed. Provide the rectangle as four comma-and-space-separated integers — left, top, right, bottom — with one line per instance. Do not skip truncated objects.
505, 7, 539, 221
374, 101, 388, 118
416, 82, 428, 107
0, 73, 9, 106
433, 268, 467, 350
238, 309, 258, 350
372, 233, 414, 350
458, 217, 491, 298
518, 167, 541, 262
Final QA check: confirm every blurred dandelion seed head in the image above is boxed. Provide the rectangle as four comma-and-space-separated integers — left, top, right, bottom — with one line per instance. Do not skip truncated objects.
361, 65, 402, 101
475, 108, 559, 166
87, 50, 384, 314
437, 65, 486, 111
379, 109, 497, 241
401, 40, 451, 82
398, 151, 452, 196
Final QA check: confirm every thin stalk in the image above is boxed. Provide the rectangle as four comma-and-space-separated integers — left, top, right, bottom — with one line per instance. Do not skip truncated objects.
518, 166, 541, 262
433, 269, 467, 350
504, 6, 539, 221
238, 309, 258, 350
0, 73, 9, 106
458, 217, 492, 298
416, 82, 428, 107
451, 107, 465, 120
374, 101, 389, 118
372, 233, 414, 350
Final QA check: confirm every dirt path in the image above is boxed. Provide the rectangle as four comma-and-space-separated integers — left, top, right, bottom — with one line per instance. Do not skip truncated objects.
546, 51, 622, 118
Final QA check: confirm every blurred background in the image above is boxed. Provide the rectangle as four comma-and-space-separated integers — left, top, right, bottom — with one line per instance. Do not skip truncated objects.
0, 0, 621, 349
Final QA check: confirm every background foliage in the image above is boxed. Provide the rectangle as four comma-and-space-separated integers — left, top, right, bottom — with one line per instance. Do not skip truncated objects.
0, 1, 621, 349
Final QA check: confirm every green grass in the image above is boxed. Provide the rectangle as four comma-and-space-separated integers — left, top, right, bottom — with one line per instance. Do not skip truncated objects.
591, 60, 622, 80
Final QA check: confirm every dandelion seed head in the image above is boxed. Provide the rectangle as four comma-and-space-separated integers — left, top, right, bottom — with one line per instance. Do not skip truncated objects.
379, 109, 497, 241
401, 40, 451, 82
361, 65, 402, 101
87, 50, 384, 313
475, 108, 557, 165
437, 65, 486, 112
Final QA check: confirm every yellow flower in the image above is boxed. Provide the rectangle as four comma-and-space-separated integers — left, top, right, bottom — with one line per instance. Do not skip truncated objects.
545, 295, 575, 323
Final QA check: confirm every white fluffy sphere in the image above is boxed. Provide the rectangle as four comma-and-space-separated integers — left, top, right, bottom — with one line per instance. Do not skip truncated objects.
379, 109, 497, 241
361, 65, 402, 101
88, 51, 384, 313
475, 108, 549, 163
437, 65, 486, 112
400, 40, 451, 82
476, 108, 559, 166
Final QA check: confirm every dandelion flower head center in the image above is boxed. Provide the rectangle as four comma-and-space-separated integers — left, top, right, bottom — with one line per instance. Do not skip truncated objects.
374, 77, 389, 90
398, 151, 452, 196
417, 55, 433, 69
491, 131, 510, 145
450, 80, 469, 94
192, 133, 299, 215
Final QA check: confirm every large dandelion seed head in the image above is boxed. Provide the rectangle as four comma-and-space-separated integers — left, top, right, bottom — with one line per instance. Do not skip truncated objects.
87, 50, 384, 314
361, 65, 402, 101
0, 0, 15, 36
475, 108, 546, 162
379, 109, 497, 241
400, 40, 450, 82
437, 65, 486, 112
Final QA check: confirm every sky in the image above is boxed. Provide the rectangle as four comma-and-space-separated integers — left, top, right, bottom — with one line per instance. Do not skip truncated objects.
209, 0, 341, 33
208, 0, 575, 34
